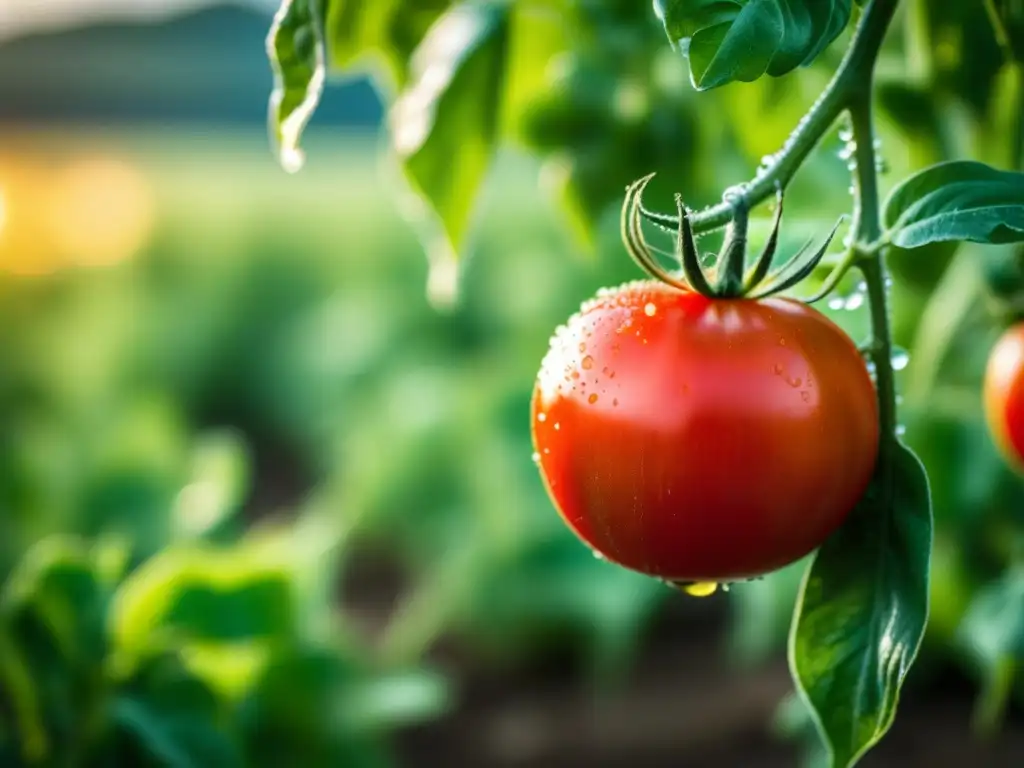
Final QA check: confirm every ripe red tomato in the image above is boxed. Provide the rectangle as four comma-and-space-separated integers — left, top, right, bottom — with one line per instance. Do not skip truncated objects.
531, 280, 880, 582
984, 322, 1024, 473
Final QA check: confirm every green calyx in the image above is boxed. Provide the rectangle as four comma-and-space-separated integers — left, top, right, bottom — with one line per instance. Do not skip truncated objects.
621, 174, 842, 300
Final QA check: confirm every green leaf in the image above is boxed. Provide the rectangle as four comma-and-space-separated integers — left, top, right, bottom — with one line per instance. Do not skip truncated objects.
267, 0, 326, 172
653, 0, 852, 90
390, 3, 510, 262
956, 571, 1024, 736
111, 544, 296, 658
958, 569, 1024, 668
790, 443, 932, 768
2, 538, 114, 667
324, 0, 453, 88
883, 161, 1024, 248
113, 656, 242, 768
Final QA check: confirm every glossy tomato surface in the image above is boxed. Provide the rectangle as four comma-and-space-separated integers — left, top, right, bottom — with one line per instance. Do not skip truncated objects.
531, 281, 880, 582
984, 322, 1024, 473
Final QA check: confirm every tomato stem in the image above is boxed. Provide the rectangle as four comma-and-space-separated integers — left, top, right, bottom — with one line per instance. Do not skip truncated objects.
716, 194, 750, 296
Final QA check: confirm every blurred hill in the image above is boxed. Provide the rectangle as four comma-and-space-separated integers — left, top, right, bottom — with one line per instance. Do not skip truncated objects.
0, 4, 382, 126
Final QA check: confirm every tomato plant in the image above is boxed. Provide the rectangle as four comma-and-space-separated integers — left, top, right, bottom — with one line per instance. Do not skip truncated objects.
253, 0, 1024, 765
986, 322, 1024, 473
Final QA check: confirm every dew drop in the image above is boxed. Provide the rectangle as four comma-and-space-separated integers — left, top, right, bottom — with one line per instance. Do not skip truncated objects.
773, 363, 784, 375
588, 393, 599, 404
531, 452, 541, 463
579, 342, 587, 353
582, 355, 594, 370
537, 412, 547, 423
827, 296, 845, 310
554, 422, 561, 431
891, 347, 910, 371
896, 424, 907, 437
644, 302, 657, 317
613, 398, 619, 407
681, 582, 718, 598
593, 550, 606, 561
844, 292, 865, 311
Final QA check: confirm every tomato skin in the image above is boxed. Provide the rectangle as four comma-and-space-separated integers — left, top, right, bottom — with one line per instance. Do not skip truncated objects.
531, 280, 880, 582
984, 323, 1024, 473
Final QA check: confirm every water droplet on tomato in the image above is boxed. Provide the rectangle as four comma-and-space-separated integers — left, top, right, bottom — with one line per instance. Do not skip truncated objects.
582, 355, 594, 370
612, 398, 619, 406
572, 370, 580, 380
773, 363, 784, 375
531, 452, 540, 463
593, 550, 606, 561
644, 302, 657, 316
554, 422, 561, 431
537, 413, 547, 422
579, 342, 587, 352
588, 393, 599, 404
787, 377, 803, 388
680, 582, 718, 598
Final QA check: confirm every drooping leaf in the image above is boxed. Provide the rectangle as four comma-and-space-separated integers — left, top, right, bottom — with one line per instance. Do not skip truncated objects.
884, 161, 1024, 248
790, 443, 932, 768
389, 3, 510, 263
267, 0, 327, 172
653, 0, 853, 90
323, 0, 453, 87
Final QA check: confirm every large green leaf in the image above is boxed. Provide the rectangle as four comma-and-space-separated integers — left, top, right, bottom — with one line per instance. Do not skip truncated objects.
884, 161, 1024, 248
390, 3, 510, 266
653, 0, 852, 90
790, 443, 932, 768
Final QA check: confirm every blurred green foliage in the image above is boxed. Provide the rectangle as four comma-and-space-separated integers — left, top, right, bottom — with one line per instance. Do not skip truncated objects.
1, 0, 1024, 763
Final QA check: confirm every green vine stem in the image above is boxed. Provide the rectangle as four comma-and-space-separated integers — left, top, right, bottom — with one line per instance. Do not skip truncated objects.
642, 0, 901, 237
849, 82, 899, 445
